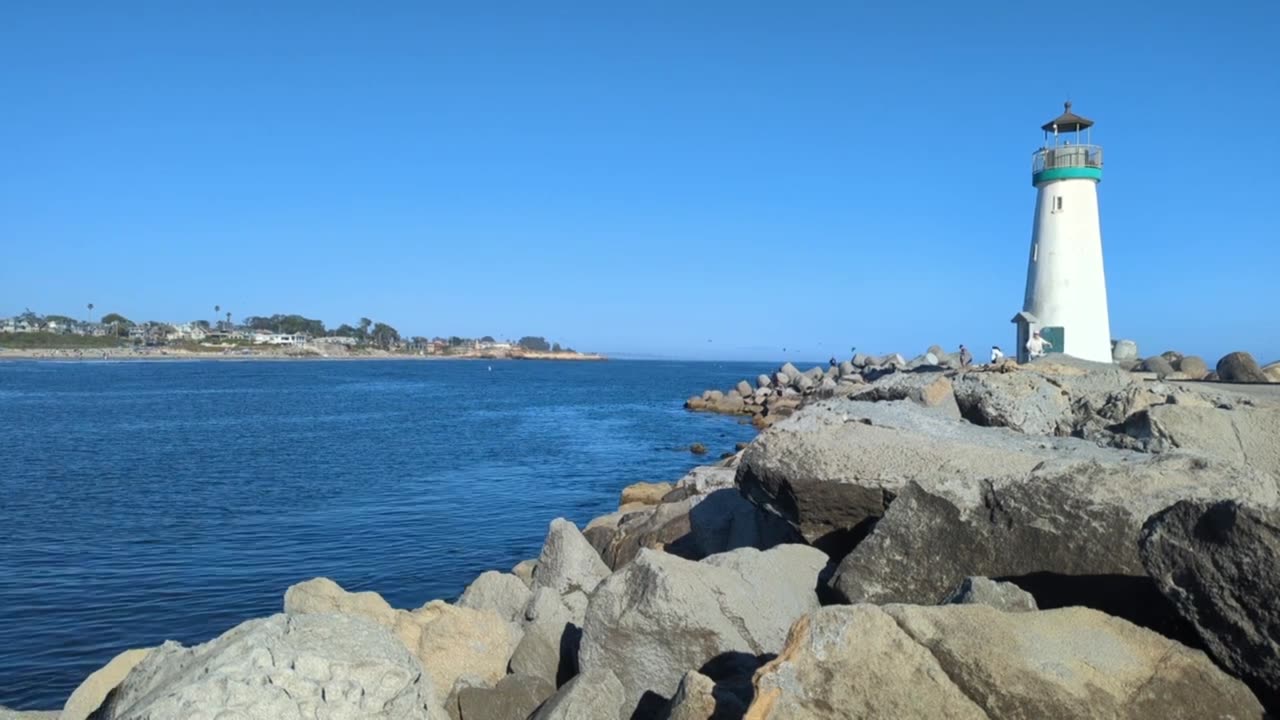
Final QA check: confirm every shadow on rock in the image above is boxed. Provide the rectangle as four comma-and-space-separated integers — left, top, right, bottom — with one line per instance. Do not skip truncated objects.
997, 571, 1202, 649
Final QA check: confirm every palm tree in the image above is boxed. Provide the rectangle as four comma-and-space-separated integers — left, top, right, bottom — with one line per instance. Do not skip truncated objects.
87, 303, 94, 323
358, 317, 372, 341
225, 311, 232, 329
214, 305, 221, 331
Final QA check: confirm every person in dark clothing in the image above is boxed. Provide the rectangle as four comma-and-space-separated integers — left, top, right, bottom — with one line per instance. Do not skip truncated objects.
958, 345, 973, 367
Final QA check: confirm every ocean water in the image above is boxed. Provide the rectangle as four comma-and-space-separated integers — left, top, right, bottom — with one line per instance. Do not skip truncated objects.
0, 359, 768, 710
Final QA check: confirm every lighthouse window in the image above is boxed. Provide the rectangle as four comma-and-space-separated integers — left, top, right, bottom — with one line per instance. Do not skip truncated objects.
1054, 196, 1063, 212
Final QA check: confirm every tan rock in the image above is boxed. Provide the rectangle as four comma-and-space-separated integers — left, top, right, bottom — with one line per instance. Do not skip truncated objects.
586, 503, 653, 532
512, 559, 537, 587
746, 604, 1264, 719
61, 648, 152, 720
746, 606, 985, 720
283, 576, 397, 626
619, 481, 673, 506
284, 577, 520, 699
1264, 361, 1280, 383
399, 600, 520, 699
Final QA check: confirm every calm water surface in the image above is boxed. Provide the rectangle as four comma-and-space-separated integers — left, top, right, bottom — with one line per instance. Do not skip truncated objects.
0, 359, 767, 709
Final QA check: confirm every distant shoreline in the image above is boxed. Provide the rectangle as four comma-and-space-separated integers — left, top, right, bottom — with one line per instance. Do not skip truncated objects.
0, 348, 608, 362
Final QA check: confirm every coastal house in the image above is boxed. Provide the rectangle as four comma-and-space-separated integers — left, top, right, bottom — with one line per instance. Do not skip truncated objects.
255, 332, 307, 346
171, 323, 208, 342
315, 336, 357, 347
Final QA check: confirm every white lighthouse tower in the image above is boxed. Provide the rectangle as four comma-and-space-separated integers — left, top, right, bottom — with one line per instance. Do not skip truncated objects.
1013, 102, 1112, 364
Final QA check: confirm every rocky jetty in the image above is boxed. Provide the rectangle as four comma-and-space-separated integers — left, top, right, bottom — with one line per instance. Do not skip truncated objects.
38, 353, 1280, 719
689, 345, 1277, 435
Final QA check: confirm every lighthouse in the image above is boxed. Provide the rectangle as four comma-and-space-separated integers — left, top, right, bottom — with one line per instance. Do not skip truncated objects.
1013, 102, 1112, 364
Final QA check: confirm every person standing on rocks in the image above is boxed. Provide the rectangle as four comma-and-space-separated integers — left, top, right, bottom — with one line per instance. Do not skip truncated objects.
958, 345, 972, 368
1026, 331, 1052, 359
990, 346, 1004, 363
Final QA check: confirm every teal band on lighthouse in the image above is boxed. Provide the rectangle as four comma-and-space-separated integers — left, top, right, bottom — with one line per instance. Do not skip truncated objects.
1032, 166, 1102, 186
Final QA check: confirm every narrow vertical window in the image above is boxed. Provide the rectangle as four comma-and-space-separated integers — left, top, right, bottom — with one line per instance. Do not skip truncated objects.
1054, 196, 1063, 212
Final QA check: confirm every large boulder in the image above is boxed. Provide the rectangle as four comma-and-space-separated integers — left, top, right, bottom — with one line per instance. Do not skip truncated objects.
598, 478, 799, 571
1264, 361, 1280, 383
756, 374, 771, 389
1121, 403, 1280, 479
284, 578, 520, 699
283, 576, 397, 626
958, 359, 1157, 440
735, 397, 1117, 556
1140, 499, 1280, 712
828, 452, 1279, 632
598, 496, 696, 569
458, 571, 532, 627
1218, 351, 1269, 383
620, 481, 673, 506
88, 613, 445, 720
951, 367, 1073, 435
529, 668, 626, 720
1176, 355, 1210, 379
532, 519, 611, 616
62, 648, 152, 720
1112, 338, 1140, 362
453, 673, 554, 720
396, 601, 521, 700
508, 587, 581, 688
578, 545, 826, 717
735, 380, 753, 397
1141, 355, 1176, 377
745, 604, 1264, 719
512, 559, 537, 588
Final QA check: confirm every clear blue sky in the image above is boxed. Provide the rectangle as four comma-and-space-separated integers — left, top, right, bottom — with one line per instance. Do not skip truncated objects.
2, 2, 1277, 362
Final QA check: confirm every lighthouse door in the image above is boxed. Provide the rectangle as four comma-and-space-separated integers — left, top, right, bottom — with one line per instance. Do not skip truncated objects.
1042, 326, 1065, 355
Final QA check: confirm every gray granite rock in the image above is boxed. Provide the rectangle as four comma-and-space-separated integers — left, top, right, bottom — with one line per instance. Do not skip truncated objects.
89, 613, 444, 720
829, 453, 1278, 613
942, 576, 1038, 612
458, 571, 532, 627
1218, 351, 1269, 383
1140, 499, 1280, 712
509, 587, 580, 688
529, 668, 626, 720
578, 545, 825, 717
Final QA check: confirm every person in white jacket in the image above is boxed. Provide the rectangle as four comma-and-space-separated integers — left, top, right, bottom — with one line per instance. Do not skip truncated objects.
1026, 331, 1053, 358
990, 346, 1004, 363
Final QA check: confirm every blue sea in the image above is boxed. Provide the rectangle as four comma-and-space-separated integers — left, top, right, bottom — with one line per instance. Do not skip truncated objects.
0, 359, 770, 710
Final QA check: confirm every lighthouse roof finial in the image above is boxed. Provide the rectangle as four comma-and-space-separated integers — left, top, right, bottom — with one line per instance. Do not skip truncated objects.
1042, 101, 1093, 132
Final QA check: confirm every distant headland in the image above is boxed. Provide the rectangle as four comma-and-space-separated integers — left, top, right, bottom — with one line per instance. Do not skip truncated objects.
0, 310, 605, 361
